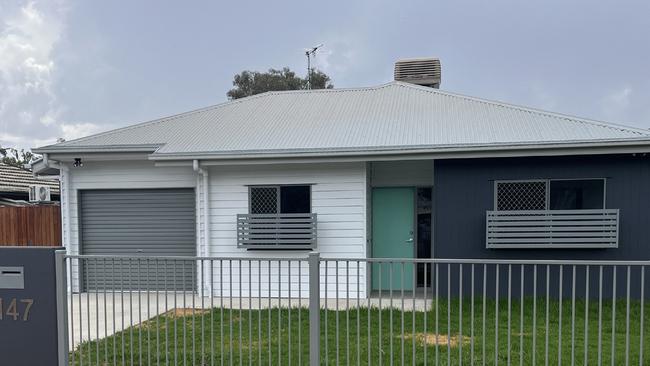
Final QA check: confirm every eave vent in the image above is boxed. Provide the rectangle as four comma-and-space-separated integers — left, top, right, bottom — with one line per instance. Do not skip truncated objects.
394, 57, 441, 88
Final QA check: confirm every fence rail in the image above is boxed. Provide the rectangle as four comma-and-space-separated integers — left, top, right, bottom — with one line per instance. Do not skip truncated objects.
59, 254, 650, 365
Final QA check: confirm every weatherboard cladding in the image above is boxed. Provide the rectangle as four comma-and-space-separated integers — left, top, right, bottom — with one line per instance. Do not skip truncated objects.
37, 82, 649, 156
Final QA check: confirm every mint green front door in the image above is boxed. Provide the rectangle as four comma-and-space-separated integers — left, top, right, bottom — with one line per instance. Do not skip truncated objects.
371, 187, 415, 291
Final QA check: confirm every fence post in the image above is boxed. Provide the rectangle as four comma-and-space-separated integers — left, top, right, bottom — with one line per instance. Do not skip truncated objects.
55, 249, 69, 366
309, 251, 321, 365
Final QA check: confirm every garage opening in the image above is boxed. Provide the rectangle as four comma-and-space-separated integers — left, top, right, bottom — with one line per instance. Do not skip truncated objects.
79, 188, 196, 291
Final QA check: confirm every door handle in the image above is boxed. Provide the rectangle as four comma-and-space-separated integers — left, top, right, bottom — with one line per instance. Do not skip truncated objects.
405, 238, 413, 243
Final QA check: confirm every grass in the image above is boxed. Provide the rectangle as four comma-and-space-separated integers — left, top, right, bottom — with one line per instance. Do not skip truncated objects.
71, 297, 650, 365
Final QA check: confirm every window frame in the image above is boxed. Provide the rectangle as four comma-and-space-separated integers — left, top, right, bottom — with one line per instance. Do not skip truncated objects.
247, 184, 313, 214
493, 178, 607, 211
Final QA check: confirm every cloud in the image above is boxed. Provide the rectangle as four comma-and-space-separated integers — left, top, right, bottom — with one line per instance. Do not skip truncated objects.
601, 86, 633, 122
309, 34, 373, 87
605, 87, 632, 109
529, 83, 558, 111
60, 122, 103, 140
0, 1, 69, 150
311, 46, 333, 72
0, 132, 53, 149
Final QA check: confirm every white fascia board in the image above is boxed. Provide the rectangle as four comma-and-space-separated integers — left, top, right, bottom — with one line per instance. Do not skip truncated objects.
148, 140, 650, 165
36, 139, 650, 166
46, 152, 153, 162
32, 144, 161, 154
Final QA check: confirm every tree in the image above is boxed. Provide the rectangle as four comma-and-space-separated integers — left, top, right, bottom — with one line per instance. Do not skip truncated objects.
307, 69, 333, 90
0, 146, 37, 169
227, 67, 333, 100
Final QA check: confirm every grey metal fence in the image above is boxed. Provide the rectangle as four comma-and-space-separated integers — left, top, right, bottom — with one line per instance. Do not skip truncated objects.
58, 254, 650, 365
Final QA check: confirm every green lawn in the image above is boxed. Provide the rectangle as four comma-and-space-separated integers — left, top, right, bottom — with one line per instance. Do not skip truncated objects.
71, 297, 650, 365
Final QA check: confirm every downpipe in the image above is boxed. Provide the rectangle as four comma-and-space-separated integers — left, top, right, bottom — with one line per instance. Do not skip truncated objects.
194, 160, 211, 295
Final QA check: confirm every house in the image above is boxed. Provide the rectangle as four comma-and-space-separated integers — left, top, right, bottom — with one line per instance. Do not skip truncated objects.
0, 162, 60, 204
32, 59, 650, 295
0, 163, 61, 246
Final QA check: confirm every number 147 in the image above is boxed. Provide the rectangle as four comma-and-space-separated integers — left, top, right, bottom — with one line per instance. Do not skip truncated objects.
0, 298, 34, 321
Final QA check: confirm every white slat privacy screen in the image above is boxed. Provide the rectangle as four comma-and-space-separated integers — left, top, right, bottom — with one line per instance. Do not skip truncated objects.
487, 179, 618, 248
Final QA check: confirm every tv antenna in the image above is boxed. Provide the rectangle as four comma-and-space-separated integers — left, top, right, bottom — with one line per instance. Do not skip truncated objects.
304, 43, 323, 89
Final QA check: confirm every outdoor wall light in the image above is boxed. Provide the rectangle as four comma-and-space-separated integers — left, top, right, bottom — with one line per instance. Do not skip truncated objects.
73, 158, 83, 167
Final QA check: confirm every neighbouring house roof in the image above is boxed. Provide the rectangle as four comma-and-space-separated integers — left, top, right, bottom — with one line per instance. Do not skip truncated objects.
33, 82, 650, 159
0, 163, 60, 195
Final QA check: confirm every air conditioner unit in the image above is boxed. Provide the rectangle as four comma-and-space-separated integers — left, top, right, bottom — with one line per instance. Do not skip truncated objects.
29, 185, 51, 202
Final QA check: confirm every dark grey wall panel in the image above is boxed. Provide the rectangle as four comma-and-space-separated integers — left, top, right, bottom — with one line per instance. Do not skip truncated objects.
0, 248, 60, 365
80, 188, 196, 291
434, 154, 650, 260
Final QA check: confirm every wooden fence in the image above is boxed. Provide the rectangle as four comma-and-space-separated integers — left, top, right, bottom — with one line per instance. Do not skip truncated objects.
0, 205, 62, 246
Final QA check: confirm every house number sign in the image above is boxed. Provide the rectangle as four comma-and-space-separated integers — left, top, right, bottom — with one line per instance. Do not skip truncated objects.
0, 248, 61, 365
0, 298, 34, 321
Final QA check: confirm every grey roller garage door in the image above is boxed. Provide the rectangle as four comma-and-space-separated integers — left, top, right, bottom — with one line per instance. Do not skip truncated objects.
80, 188, 196, 291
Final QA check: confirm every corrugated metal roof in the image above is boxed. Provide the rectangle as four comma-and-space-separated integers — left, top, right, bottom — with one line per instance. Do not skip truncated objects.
35, 82, 650, 157
0, 163, 60, 194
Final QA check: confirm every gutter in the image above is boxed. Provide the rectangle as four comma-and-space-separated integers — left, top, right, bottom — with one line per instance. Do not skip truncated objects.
33, 137, 650, 159
32, 144, 161, 154
33, 138, 650, 167
147, 138, 650, 161
144, 140, 650, 167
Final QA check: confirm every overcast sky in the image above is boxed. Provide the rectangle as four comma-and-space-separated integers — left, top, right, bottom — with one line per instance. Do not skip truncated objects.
1, 0, 649, 150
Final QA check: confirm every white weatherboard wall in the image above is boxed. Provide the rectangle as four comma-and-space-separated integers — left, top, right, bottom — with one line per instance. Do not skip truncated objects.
63, 160, 367, 297
208, 162, 368, 298
63, 160, 198, 292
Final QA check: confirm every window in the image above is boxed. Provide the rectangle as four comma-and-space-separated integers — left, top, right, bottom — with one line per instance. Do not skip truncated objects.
496, 180, 547, 211
238, 185, 316, 250
488, 178, 617, 249
549, 180, 604, 210
249, 185, 311, 214
250, 187, 278, 214
495, 179, 605, 211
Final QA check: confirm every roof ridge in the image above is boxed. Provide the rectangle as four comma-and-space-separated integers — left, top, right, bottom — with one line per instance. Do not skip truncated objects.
393, 81, 650, 136
263, 82, 395, 95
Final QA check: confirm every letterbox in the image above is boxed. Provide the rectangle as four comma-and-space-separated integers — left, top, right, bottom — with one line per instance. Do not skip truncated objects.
0, 247, 65, 365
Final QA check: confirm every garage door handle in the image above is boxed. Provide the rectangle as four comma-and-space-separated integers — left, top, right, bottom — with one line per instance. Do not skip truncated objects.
136, 249, 144, 253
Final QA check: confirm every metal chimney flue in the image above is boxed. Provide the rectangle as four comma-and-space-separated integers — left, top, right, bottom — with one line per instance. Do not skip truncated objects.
394, 57, 441, 88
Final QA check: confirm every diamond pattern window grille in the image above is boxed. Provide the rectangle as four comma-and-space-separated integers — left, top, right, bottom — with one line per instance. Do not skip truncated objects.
250, 187, 278, 214
496, 181, 547, 211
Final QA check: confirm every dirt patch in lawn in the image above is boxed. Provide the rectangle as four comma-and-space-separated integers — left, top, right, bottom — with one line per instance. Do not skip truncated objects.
403, 332, 469, 347
163, 308, 211, 318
